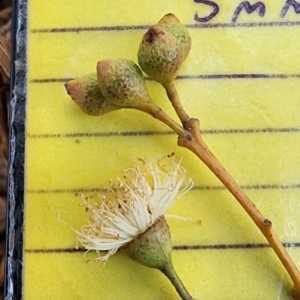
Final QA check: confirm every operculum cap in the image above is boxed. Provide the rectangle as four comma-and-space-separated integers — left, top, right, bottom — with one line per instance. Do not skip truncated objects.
97, 59, 158, 114
121, 216, 172, 270
65, 73, 120, 116
158, 13, 191, 61
138, 13, 191, 85
138, 25, 181, 85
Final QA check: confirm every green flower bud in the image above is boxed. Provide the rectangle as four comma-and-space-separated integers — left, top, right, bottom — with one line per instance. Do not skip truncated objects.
65, 73, 120, 116
138, 14, 191, 85
97, 59, 158, 114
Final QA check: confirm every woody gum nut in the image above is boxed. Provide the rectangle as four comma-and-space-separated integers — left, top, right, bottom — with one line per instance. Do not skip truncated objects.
65, 73, 119, 116
97, 59, 157, 113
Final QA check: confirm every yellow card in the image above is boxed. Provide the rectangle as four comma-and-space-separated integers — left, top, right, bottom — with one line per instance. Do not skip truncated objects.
16, 0, 300, 299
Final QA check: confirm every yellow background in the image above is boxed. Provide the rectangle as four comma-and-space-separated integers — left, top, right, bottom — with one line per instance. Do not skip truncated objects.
25, 0, 300, 299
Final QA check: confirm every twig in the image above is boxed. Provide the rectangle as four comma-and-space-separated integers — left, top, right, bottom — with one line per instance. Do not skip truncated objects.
161, 83, 300, 298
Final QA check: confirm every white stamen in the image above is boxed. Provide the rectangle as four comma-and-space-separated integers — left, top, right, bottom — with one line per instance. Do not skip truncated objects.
60, 156, 194, 263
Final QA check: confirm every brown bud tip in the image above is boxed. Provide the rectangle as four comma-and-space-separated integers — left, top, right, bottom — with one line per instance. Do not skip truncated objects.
65, 80, 77, 97
64, 73, 119, 116
145, 26, 167, 43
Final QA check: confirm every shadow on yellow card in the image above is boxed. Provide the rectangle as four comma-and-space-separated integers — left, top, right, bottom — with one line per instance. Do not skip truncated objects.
6, 0, 300, 299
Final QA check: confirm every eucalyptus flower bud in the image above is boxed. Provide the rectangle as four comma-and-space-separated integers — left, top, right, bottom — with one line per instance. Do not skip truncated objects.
65, 73, 119, 116
96, 59, 158, 114
138, 13, 191, 85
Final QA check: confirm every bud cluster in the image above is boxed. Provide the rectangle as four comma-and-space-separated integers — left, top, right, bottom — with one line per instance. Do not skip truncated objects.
64, 13, 191, 116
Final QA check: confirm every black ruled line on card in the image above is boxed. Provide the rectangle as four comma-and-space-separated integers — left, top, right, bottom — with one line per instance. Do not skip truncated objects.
26, 183, 300, 194
30, 21, 300, 34
24, 242, 300, 253
26, 127, 300, 140
29, 73, 300, 83
173, 242, 300, 250
26, 188, 104, 194
26, 130, 175, 138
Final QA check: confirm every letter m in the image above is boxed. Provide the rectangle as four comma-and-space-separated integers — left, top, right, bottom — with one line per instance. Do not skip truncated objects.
281, 0, 300, 18
232, 1, 266, 22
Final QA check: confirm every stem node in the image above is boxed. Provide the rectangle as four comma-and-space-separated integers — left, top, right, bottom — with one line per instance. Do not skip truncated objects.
262, 218, 272, 227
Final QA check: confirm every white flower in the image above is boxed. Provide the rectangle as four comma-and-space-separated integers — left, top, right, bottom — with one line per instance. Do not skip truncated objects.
64, 156, 193, 263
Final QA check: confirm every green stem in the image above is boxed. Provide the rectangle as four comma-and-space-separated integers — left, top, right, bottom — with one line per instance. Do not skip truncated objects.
163, 82, 190, 126
151, 104, 186, 137
161, 260, 195, 300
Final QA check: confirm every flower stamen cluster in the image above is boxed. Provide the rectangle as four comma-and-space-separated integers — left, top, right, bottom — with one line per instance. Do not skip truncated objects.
65, 157, 193, 263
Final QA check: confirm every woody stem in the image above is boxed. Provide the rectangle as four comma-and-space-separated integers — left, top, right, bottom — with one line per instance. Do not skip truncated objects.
161, 83, 300, 297
177, 117, 300, 296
